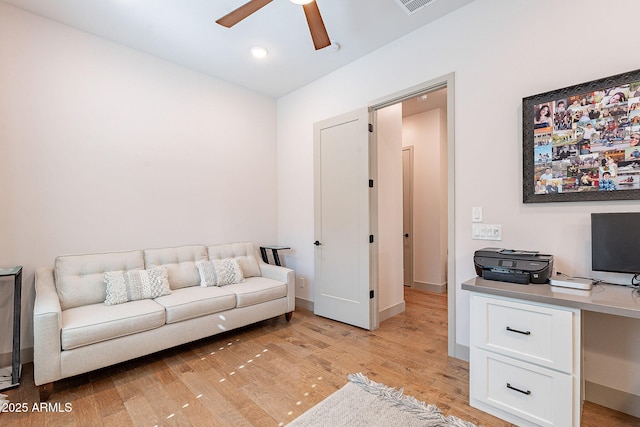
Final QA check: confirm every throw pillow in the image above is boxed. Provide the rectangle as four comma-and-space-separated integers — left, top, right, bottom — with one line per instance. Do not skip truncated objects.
104, 267, 171, 305
196, 259, 244, 287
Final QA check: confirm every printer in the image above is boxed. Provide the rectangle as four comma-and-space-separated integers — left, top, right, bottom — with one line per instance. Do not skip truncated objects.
474, 248, 553, 284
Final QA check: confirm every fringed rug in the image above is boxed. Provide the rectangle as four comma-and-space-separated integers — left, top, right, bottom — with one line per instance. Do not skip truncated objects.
288, 373, 478, 427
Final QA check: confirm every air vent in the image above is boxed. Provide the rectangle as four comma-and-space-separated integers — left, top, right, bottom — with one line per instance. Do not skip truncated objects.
394, 0, 437, 15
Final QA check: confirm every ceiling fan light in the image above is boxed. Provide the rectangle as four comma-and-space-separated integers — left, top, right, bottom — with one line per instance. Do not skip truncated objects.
290, 0, 314, 4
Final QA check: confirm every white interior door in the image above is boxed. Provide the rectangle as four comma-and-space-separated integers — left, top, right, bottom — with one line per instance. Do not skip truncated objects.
402, 146, 414, 287
313, 108, 374, 330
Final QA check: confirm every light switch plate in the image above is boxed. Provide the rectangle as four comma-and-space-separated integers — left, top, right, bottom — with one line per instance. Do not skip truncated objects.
472, 207, 482, 222
472, 224, 502, 240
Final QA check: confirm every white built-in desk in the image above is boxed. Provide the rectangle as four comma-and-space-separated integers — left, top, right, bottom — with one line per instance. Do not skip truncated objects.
462, 277, 640, 427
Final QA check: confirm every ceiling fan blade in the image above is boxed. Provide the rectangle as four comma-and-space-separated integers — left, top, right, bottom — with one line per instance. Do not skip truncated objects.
302, 1, 331, 50
216, 0, 273, 28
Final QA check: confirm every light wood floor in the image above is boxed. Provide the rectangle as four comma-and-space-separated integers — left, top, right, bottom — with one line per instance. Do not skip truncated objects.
2, 288, 639, 426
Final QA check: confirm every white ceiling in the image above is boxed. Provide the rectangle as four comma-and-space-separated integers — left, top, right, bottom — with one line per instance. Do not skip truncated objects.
1, 0, 474, 98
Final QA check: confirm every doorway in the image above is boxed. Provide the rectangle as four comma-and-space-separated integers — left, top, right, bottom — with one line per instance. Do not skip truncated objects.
401, 88, 448, 294
375, 88, 448, 296
371, 73, 457, 357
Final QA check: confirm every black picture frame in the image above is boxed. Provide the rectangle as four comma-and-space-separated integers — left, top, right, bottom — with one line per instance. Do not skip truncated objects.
523, 68, 640, 203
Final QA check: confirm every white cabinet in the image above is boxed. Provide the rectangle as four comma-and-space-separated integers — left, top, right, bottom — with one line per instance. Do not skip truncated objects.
469, 293, 581, 427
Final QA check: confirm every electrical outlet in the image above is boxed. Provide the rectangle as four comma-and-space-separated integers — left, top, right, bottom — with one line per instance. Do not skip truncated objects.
298, 277, 305, 289
489, 224, 502, 240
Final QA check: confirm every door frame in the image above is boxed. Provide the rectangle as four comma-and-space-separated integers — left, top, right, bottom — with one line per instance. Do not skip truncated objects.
369, 72, 458, 358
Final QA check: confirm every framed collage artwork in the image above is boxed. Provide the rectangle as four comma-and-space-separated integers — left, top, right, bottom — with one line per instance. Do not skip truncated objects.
523, 68, 640, 203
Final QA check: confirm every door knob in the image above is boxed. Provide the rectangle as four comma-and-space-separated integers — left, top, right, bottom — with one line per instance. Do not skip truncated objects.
314, 241, 321, 246
404, 233, 409, 238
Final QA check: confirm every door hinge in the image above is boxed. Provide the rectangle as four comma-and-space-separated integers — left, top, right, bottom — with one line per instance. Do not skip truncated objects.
369, 179, 374, 188
369, 235, 374, 243
368, 123, 373, 133
370, 290, 375, 299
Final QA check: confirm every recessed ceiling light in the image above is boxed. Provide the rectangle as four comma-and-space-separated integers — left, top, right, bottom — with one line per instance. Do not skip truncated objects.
290, 0, 314, 4
250, 46, 268, 58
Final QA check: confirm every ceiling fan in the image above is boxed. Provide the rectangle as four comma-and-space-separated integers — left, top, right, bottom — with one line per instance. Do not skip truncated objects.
216, 0, 331, 50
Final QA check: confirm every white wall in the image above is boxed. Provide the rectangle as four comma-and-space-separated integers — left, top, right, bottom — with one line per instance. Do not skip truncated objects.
277, 0, 640, 399
0, 4, 278, 359
403, 108, 448, 288
3, 0, 639, 407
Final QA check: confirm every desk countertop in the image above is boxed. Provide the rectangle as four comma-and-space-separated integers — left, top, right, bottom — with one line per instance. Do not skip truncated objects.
462, 277, 640, 319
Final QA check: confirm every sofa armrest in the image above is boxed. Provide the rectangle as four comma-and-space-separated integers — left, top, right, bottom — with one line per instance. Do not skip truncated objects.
259, 263, 295, 313
33, 268, 62, 386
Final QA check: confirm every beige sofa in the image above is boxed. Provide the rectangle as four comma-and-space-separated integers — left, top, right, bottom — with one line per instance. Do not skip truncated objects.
33, 242, 294, 401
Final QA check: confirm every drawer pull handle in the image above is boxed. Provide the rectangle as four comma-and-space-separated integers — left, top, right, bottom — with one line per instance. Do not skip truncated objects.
506, 326, 531, 335
507, 383, 531, 395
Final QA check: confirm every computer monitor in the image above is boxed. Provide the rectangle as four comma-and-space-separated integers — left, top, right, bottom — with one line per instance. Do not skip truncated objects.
591, 212, 640, 277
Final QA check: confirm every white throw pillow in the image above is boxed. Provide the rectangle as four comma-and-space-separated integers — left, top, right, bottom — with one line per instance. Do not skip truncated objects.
104, 267, 171, 305
196, 259, 245, 287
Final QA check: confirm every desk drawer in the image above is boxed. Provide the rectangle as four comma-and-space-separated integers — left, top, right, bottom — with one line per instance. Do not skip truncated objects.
470, 348, 573, 427
471, 294, 575, 372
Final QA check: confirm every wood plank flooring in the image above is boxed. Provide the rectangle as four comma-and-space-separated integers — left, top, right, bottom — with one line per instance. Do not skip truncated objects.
1, 288, 639, 426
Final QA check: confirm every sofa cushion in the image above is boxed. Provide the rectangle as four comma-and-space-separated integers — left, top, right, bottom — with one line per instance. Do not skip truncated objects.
55, 250, 145, 310
104, 267, 171, 305
195, 259, 244, 287
225, 276, 287, 308
144, 245, 207, 289
207, 242, 261, 278
153, 286, 237, 324
61, 299, 165, 350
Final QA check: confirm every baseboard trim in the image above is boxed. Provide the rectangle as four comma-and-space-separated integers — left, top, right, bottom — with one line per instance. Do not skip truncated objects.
0, 348, 33, 368
585, 381, 640, 418
413, 281, 447, 293
379, 301, 406, 323
455, 343, 469, 362
295, 297, 313, 312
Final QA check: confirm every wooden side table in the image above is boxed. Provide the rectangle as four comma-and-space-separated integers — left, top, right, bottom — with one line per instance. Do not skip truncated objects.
1, 266, 22, 391
259, 246, 290, 266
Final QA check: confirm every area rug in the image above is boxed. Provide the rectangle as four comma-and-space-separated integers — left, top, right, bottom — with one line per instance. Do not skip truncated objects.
288, 373, 478, 426
0, 366, 12, 398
